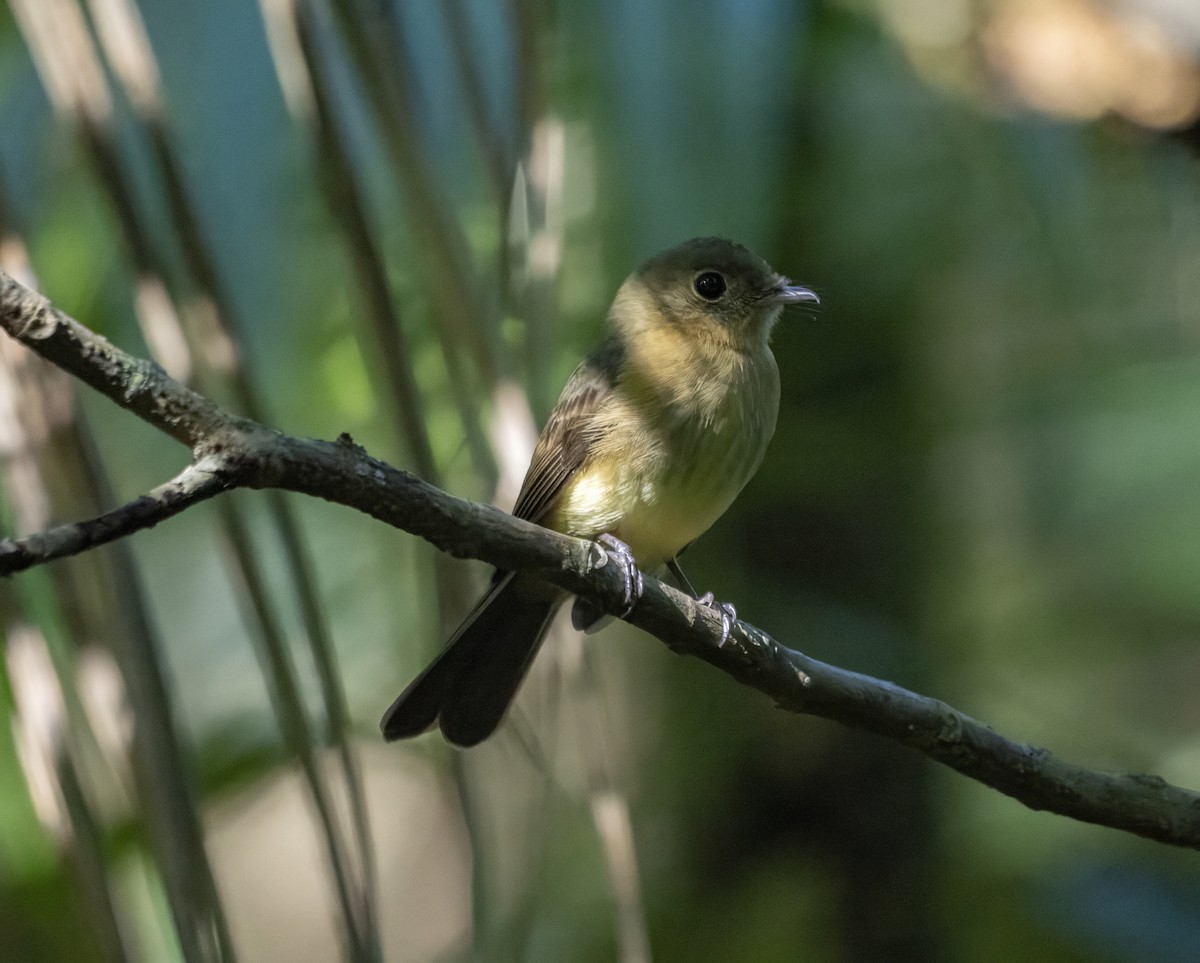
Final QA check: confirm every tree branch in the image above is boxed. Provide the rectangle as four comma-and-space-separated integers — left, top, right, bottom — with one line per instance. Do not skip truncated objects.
0, 273, 232, 448
0, 459, 232, 571
3, 270, 1199, 850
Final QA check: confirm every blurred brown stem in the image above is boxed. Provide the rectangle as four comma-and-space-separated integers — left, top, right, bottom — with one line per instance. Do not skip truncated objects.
325, 0, 501, 390
4, 270, 1200, 852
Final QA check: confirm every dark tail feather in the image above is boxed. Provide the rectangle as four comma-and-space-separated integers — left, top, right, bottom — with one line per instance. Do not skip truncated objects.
380, 572, 564, 747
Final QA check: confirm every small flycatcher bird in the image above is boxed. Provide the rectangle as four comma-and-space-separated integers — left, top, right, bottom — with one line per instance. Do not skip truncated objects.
381, 237, 818, 746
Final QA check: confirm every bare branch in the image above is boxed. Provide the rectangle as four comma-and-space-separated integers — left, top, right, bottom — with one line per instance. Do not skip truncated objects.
0, 273, 231, 448
0, 460, 231, 571
2, 268, 1199, 850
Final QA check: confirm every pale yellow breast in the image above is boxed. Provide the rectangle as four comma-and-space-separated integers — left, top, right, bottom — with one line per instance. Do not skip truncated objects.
549, 325, 779, 568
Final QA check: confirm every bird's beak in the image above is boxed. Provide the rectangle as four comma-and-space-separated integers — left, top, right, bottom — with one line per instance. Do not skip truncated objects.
762, 276, 819, 306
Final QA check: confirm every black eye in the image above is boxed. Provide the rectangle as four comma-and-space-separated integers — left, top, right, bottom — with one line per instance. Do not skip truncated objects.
693, 271, 727, 301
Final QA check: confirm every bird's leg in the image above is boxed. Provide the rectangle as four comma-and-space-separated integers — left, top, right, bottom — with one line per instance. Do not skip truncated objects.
590, 533, 644, 619
668, 557, 737, 648
666, 557, 698, 597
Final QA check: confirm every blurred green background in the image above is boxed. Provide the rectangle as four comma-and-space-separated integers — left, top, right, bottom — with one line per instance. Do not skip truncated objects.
2, 0, 1200, 960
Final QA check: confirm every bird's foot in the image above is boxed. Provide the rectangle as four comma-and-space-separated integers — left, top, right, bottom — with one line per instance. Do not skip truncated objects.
590, 533, 644, 619
696, 592, 737, 647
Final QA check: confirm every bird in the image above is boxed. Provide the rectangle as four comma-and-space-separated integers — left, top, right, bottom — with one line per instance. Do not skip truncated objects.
381, 237, 819, 747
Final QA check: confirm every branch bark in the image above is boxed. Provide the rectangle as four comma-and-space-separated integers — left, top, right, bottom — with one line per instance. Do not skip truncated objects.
3, 270, 1199, 850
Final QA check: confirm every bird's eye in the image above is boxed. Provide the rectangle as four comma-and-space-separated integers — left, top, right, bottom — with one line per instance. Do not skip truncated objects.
693, 271, 727, 302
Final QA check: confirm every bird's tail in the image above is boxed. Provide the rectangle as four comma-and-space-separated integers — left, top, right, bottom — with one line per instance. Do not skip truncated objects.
380, 572, 565, 747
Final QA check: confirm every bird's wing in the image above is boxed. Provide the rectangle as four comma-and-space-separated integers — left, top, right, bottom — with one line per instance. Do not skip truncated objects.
511, 336, 622, 524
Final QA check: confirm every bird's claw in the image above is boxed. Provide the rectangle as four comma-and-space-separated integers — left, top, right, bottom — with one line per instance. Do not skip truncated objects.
697, 592, 737, 647
594, 533, 644, 619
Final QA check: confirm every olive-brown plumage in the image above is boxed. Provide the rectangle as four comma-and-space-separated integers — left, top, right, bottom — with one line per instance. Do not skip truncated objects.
381, 237, 818, 746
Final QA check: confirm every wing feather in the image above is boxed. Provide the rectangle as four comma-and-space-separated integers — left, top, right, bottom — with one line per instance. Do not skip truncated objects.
511, 337, 622, 524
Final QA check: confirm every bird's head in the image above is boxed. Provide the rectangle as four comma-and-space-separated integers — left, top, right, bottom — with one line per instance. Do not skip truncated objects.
613, 237, 819, 352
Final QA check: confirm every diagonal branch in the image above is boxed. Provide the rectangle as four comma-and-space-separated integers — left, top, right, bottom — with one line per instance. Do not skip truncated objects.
0, 460, 232, 571
0, 273, 230, 448
2, 269, 1199, 850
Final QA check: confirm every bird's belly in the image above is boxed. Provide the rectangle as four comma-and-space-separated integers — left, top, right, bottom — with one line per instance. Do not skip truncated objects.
551, 414, 765, 569
611, 484, 738, 568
